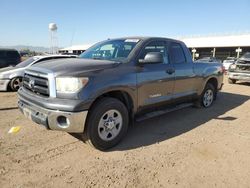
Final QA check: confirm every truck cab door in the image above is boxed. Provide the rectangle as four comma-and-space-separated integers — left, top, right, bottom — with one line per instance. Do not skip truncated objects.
136, 40, 175, 111
169, 42, 196, 102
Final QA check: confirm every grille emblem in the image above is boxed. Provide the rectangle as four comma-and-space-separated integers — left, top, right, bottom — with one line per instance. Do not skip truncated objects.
28, 80, 35, 89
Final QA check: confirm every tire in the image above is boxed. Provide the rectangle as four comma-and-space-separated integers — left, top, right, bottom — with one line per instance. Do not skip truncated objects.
10, 77, 22, 91
195, 83, 215, 108
85, 97, 129, 150
228, 78, 236, 84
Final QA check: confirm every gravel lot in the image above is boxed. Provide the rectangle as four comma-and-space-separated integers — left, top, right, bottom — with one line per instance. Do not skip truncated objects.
0, 79, 250, 188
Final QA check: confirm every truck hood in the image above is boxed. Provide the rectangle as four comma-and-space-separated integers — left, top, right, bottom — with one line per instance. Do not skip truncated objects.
31, 58, 120, 77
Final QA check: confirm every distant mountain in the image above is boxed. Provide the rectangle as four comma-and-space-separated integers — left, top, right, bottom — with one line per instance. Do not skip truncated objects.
0, 45, 51, 53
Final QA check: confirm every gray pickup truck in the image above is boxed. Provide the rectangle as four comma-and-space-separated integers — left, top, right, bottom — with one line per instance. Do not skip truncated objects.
18, 37, 224, 150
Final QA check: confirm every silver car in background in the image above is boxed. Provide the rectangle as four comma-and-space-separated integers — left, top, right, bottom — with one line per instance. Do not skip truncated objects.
0, 54, 77, 91
222, 57, 237, 71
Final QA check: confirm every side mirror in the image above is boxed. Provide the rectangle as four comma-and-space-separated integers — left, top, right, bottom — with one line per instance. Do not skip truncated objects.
139, 52, 164, 64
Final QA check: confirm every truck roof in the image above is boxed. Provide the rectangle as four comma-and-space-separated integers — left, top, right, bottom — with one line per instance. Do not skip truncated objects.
111, 36, 183, 43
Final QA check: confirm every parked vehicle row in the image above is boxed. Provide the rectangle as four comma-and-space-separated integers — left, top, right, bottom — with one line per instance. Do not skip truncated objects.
17, 37, 224, 150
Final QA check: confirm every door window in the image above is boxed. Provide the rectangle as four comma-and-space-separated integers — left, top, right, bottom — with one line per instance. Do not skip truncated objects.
139, 41, 168, 64
6, 51, 20, 58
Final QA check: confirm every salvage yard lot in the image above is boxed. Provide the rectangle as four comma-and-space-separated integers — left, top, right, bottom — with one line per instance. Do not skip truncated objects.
0, 80, 250, 188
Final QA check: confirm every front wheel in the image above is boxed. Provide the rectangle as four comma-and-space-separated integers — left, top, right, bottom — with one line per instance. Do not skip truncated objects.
10, 77, 22, 91
85, 97, 129, 150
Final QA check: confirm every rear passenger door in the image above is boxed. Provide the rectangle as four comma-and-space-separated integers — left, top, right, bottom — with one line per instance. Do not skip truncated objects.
137, 40, 175, 110
169, 42, 196, 102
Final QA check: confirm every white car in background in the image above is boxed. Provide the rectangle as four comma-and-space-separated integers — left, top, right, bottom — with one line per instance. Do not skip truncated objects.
0, 54, 77, 91
223, 57, 237, 71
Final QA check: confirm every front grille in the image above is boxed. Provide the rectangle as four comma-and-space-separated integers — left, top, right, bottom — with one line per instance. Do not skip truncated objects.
23, 73, 50, 97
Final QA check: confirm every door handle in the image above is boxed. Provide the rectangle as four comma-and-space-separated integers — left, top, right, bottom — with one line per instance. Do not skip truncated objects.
166, 68, 175, 74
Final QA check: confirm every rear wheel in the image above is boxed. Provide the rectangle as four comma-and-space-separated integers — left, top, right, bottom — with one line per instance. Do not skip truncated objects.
10, 77, 22, 91
228, 78, 236, 84
195, 83, 215, 108
85, 97, 129, 150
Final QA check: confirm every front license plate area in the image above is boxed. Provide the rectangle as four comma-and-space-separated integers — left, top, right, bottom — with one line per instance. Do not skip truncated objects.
23, 108, 32, 120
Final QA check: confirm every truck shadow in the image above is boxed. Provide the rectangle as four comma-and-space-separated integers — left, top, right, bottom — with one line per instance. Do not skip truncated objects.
237, 82, 250, 86
110, 92, 249, 151
70, 92, 249, 151
0, 107, 18, 111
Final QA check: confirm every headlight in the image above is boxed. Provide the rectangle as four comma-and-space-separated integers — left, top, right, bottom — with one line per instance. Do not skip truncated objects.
56, 77, 89, 93
230, 64, 236, 70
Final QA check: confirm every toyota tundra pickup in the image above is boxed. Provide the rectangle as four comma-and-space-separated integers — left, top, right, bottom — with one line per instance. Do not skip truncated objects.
18, 37, 224, 150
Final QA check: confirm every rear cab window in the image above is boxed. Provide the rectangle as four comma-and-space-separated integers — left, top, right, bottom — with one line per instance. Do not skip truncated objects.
169, 42, 186, 64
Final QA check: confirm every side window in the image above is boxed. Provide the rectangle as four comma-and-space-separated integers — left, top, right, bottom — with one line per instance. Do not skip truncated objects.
169, 43, 186, 64
139, 41, 168, 63
6, 51, 19, 58
0, 51, 5, 58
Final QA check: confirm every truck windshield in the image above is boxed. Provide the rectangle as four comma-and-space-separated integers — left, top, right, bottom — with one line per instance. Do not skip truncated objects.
79, 39, 139, 62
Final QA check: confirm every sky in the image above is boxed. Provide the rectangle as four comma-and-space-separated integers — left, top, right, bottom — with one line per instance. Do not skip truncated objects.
0, 0, 249, 47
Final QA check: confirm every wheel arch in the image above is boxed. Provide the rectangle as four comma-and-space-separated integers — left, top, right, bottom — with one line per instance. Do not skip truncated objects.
199, 77, 218, 100
206, 77, 218, 90
84, 89, 135, 133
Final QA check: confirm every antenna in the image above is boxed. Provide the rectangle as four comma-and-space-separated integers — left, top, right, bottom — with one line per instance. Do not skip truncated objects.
49, 23, 58, 54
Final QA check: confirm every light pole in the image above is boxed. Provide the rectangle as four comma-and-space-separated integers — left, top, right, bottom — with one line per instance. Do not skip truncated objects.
235, 47, 242, 58
192, 48, 197, 61
212, 48, 216, 57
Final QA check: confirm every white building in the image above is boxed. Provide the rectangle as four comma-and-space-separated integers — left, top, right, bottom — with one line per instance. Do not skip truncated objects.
59, 33, 250, 59
178, 33, 250, 60
59, 44, 92, 55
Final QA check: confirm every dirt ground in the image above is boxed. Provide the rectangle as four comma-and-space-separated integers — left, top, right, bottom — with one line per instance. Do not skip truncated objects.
0, 79, 250, 188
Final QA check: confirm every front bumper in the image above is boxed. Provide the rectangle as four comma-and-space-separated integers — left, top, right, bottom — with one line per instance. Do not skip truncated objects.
18, 95, 88, 133
228, 72, 250, 81
0, 79, 10, 91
